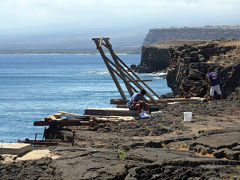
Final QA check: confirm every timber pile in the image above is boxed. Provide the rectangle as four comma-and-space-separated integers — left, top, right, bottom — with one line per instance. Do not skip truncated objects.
111, 97, 206, 108
34, 111, 93, 127
34, 110, 135, 128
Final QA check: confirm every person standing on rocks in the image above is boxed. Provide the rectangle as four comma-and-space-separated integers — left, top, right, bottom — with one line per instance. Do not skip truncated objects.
126, 89, 150, 119
207, 68, 223, 102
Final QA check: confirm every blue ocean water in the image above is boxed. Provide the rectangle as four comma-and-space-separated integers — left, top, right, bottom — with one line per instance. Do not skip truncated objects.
0, 54, 171, 142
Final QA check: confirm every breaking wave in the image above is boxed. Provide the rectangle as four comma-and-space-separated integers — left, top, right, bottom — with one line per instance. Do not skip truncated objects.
84, 71, 109, 75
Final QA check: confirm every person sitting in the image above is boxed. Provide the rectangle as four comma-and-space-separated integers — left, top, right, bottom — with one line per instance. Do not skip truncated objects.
207, 68, 223, 102
126, 89, 150, 118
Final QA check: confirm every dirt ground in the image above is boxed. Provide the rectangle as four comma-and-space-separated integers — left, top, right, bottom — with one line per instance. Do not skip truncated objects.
1, 99, 240, 180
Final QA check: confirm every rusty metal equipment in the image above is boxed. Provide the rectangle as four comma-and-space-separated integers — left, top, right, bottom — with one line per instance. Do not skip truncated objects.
92, 37, 162, 104
18, 131, 75, 146
18, 138, 74, 146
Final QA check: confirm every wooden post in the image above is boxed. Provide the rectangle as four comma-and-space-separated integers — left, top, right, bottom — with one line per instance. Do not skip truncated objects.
104, 39, 134, 96
34, 133, 38, 147
92, 38, 127, 101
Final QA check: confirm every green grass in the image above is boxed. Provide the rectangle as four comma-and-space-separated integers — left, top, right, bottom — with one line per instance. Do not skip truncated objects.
160, 124, 168, 129
195, 133, 203, 137
117, 150, 126, 160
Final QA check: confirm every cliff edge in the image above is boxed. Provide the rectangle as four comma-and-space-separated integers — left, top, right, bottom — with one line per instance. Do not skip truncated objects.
132, 40, 205, 73
144, 26, 240, 45
166, 39, 240, 98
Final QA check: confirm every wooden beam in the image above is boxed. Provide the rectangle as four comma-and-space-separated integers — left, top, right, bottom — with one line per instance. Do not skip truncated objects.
115, 55, 162, 100
84, 108, 138, 116
34, 120, 91, 126
104, 39, 134, 96
92, 38, 127, 101
104, 57, 157, 102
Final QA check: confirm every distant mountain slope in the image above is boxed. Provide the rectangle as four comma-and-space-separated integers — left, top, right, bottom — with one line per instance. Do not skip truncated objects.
143, 26, 240, 45
0, 29, 146, 52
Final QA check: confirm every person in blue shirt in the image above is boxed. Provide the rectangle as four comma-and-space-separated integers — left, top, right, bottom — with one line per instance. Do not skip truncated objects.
126, 89, 150, 118
207, 68, 223, 102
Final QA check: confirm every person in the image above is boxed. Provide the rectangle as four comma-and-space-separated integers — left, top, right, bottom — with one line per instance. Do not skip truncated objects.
126, 89, 150, 118
207, 68, 223, 102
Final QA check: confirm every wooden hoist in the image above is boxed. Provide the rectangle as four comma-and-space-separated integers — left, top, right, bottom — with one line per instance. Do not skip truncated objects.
92, 37, 162, 107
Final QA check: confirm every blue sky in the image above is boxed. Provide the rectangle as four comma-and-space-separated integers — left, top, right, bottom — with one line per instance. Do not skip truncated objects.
0, 0, 239, 34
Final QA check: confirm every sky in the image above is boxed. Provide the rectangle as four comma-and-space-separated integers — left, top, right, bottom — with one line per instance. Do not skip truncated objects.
0, 0, 239, 50
0, 0, 239, 34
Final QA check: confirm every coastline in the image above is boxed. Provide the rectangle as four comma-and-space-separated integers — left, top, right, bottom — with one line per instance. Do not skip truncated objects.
1, 39, 240, 179
1, 99, 240, 179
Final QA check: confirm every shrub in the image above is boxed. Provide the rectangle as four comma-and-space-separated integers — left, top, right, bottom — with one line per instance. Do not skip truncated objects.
117, 150, 126, 160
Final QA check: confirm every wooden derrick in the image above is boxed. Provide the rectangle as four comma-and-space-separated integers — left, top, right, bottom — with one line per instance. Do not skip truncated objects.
92, 37, 161, 104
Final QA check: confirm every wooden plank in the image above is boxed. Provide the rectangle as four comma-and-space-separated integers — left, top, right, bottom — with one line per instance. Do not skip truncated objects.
92, 37, 109, 41
45, 114, 57, 121
84, 108, 138, 116
56, 111, 91, 117
34, 120, 91, 126
19, 139, 73, 146
95, 116, 135, 122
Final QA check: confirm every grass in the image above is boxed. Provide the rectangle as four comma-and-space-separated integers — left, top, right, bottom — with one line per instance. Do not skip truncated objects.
117, 150, 126, 160
195, 133, 203, 138
160, 124, 168, 129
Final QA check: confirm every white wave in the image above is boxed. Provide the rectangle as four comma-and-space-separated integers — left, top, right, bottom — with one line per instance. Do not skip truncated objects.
138, 72, 167, 77
154, 72, 167, 77
116, 53, 128, 55
84, 71, 109, 75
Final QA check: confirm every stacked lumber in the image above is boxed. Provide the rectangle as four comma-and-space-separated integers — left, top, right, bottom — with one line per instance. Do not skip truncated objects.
34, 111, 92, 126
34, 111, 135, 127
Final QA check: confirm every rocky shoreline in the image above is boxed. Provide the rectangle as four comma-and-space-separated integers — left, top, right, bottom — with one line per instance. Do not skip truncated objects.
1, 99, 240, 179
1, 39, 240, 180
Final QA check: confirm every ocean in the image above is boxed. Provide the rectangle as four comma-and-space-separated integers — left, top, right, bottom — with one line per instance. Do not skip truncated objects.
0, 54, 171, 142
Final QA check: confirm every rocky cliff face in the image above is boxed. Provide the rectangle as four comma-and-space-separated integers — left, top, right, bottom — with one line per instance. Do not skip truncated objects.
144, 27, 240, 45
166, 39, 240, 98
132, 40, 203, 73
132, 46, 169, 73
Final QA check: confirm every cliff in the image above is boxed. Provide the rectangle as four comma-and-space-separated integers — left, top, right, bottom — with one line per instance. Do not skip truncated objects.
144, 26, 240, 45
132, 46, 169, 73
132, 40, 205, 73
134, 26, 240, 73
166, 39, 240, 98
